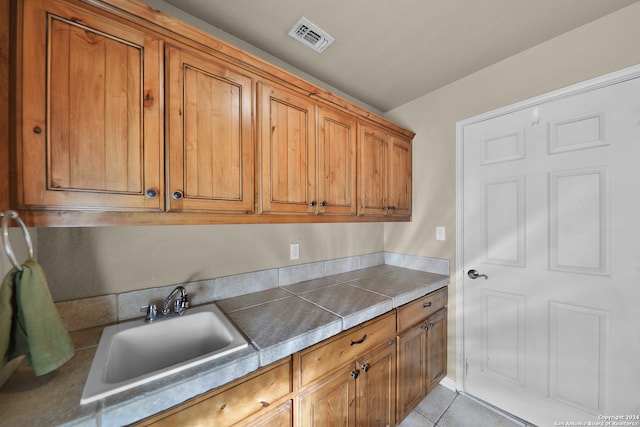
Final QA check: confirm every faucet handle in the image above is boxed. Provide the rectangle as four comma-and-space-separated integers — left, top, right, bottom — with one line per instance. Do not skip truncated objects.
174, 297, 189, 314
141, 304, 157, 322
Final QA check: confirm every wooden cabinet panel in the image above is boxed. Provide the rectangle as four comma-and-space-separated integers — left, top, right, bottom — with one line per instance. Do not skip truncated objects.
388, 135, 412, 217
244, 400, 293, 427
317, 107, 357, 215
20, 0, 162, 210
426, 308, 447, 393
258, 83, 316, 214
358, 123, 388, 216
166, 45, 254, 213
396, 322, 426, 422
135, 359, 292, 426
297, 312, 396, 388
357, 341, 396, 427
297, 363, 357, 427
397, 287, 448, 333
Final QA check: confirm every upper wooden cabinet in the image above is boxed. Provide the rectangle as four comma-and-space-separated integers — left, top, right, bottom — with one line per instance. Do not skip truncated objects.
166, 45, 254, 213
18, 0, 163, 211
358, 123, 412, 218
257, 82, 317, 215
388, 134, 413, 217
317, 106, 357, 216
9, 0, 413, 225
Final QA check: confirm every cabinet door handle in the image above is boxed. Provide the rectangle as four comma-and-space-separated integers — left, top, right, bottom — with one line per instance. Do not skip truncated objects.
350, 334, 367, 346
351, 370, 360, 380
172, 190, 184, 200
33, 126, 42, 134
423, 302, 432, 308
320, 201, 326, 207
309, 200, 317, 207
145, 188, 158, 198
361, 364, 370, 373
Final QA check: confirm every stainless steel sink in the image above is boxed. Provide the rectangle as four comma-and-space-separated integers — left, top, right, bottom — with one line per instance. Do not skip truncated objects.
81, 303, 248, 404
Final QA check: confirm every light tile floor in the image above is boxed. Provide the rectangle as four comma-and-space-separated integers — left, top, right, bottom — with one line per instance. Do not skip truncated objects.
399, 385, 537, 427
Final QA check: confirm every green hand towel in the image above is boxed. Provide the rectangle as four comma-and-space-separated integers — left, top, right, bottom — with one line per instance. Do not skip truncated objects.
0, 259, 74, 376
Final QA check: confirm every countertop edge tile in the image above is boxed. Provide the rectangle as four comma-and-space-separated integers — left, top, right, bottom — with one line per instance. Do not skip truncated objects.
257, 318, 343, 366
342, 299, 394, 330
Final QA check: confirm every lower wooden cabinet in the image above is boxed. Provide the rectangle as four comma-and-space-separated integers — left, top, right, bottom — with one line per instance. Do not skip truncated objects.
396, 287, 448, 425
356, 341, 397, 427
296, 363, 357, 426
425, 309, 448, 393
296, 340, 396, 427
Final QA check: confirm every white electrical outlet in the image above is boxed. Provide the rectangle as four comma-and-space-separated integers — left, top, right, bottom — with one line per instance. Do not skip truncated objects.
290, 243, 300, 260
436, 227, 446, 241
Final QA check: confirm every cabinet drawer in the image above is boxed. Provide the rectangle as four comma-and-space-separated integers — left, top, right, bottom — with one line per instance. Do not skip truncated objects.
397, 287, 447, 333
138, 358, 292, 426
297, 312, 396, 388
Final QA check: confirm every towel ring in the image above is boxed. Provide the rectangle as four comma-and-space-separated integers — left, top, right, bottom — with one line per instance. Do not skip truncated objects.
1, 210, 34, 272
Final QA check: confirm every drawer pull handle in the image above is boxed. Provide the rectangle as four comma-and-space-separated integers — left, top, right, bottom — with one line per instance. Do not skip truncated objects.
350, 334, 367, 346
260, 401, 270, 407
423, 302, 432, 308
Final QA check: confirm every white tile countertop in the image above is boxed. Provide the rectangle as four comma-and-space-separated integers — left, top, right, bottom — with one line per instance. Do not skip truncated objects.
0, 264, 449, 427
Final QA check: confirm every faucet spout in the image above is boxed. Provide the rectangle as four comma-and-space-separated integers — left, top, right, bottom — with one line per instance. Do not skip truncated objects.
162, 286, 189, 316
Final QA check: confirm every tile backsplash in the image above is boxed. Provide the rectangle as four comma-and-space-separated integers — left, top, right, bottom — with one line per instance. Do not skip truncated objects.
56, 252, 449, 332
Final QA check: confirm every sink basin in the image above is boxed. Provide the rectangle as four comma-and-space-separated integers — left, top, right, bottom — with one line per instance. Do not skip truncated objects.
81, 303, 248, 404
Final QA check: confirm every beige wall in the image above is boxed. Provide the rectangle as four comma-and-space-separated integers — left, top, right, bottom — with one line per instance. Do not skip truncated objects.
36, 223, 384, 301
384, 1, 640, 382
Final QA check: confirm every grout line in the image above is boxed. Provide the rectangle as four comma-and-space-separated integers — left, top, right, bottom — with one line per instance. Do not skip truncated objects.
433, 391, 460, 426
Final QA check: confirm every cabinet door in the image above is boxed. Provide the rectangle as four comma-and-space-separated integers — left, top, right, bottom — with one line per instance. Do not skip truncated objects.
20, 0, 162, 211
166, 45, 253, 213
358, 123, 388, 216
426, 308, 447, 393
357, 341, 396, 427
297, 364, 357, 427
396, 323, 427, 423
317, 107, 357, 215
258, 83, 316, 214
388, 135, 412, 217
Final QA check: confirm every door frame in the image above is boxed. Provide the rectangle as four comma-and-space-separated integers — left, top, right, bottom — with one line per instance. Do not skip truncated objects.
454, 63, 640, 393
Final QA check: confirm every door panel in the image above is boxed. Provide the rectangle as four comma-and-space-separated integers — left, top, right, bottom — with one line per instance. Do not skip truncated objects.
461, 76, 640, 426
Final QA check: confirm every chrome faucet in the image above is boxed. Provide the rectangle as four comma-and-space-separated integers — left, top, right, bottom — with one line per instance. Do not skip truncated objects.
141, 286, 189, 323
162, 286, 189, 316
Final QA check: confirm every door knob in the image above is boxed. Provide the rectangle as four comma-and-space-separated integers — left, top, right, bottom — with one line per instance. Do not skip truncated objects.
468, 269, 488, 280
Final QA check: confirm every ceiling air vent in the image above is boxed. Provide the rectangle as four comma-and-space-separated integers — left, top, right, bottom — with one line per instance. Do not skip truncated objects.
288, 17, 335, 53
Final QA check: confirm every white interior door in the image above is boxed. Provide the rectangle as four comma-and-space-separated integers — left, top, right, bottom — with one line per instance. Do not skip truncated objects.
460, 73, 640, 426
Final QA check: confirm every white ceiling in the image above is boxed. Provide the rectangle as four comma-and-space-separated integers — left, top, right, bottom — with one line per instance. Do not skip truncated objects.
163, 0, 638, 112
